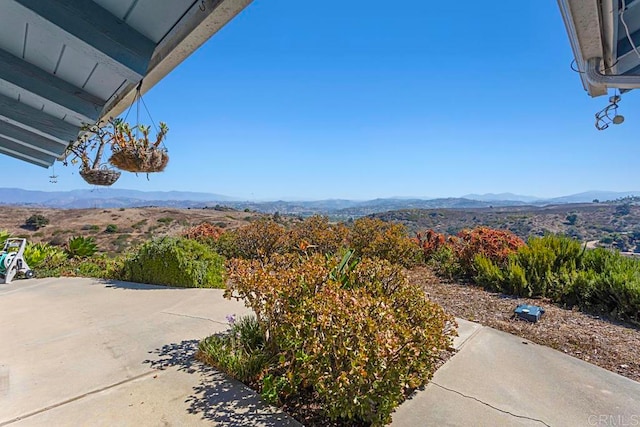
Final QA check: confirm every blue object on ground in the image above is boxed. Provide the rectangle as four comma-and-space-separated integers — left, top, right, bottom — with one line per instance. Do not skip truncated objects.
514, 304, 545, 323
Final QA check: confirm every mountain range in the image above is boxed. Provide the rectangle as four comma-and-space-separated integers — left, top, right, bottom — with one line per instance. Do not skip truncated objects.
0, 188, 637, 216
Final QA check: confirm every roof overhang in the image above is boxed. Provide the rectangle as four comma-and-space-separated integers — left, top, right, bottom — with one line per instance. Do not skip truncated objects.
0, 0, 252, 167
558, 0, 640, 97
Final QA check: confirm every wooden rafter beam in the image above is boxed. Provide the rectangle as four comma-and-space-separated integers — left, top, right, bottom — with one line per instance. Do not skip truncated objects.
0, 92, 80, 145
0, 120, 67, 157
12, 0, 155, 81
0, 48, 105, 124
0, 137, 55, 167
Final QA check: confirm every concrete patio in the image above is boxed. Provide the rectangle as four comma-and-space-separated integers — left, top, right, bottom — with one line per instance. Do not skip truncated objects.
0, 277, 299, 426
1, 277, 639, 426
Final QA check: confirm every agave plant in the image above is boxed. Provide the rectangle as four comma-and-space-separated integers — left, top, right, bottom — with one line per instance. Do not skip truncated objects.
66, 236, 98, 259
24, 242, 68, 269
0, 229, 11, 245
328, 249, 360, 288
24, 242, 48, 268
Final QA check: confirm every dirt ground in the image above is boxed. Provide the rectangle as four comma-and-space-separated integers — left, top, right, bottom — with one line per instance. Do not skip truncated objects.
408, 267, 640, 383
0, 206, 261, 254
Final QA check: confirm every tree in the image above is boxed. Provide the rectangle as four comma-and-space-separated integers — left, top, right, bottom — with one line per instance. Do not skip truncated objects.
25, 214, 49, 230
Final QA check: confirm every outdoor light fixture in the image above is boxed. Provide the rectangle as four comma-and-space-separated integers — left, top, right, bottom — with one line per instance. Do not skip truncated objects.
595, 95, 624, 130
613, 114, 625, 125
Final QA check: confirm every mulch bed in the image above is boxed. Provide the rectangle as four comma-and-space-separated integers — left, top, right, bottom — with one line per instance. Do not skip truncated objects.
408, 266, 640, 383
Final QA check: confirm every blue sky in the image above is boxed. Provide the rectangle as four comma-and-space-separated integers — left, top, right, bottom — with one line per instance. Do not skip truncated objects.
5, 0, 640, 200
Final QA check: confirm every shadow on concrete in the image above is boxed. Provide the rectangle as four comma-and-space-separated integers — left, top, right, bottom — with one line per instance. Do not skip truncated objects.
143, 340, 297, 426
96, 279, 193, 291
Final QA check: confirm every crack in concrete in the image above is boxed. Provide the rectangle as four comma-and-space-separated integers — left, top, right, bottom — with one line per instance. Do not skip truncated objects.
454, 321, 484, 350
0, 370, 158, 426
431, 382, 552, 427
160, 311, 228, 326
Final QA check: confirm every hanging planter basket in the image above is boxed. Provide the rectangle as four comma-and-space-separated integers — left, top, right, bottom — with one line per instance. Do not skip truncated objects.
109, 148, 169, 173
64, 81, 170, 184
107, 82, 170, 175
79, 167, 121, 186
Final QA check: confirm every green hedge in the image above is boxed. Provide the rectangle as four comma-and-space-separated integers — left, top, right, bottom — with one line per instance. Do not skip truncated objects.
473, 235, 640, 323
121, 237, 225, 288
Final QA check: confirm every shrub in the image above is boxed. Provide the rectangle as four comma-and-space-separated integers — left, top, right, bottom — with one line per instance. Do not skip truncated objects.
131, 219, 148, 230
284, 215, 348, 255
120, 237, 225, 288
414, 229, 448, 261
452, 227, 525, 278
49, 235, 66, 247
72, 258, 114, 278
221, 253, 454, 425
111, 234, 130, 252
25, 214, 49, 230
209, 231, 241, 259
427, 246, 462, 280
0, 229, 11, 244
471, 235, 640, 323
348, 218, 422, 268
198, 315, 269, 383
104, 224, 118, 233
514, 235, 584, 298
473, 254, 504, 292
157, 217, 174, 224
24, 242, 66, 269
39, 255, 124, 279
615, 204, 631, 217
473, 235, 584, 298
577, 248, 640, 323
182, 222, 225, 241
66, 236, 98, 258
232, 219, 286, 261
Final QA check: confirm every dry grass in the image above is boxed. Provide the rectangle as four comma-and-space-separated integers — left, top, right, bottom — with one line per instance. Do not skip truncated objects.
409, 266, 640, 383
0, 206, 263, 255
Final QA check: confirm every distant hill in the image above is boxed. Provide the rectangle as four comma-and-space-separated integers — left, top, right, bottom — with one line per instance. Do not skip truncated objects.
0, 188, 639, 216
545, 191, 640, 204
370, 202, 640, 246
330, 198, 528, 218
462, 193, 541, 203
0, 188, 235, 208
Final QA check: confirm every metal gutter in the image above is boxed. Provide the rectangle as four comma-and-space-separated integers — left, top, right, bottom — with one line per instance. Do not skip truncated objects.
586, 56, 640, 88
557, 0, 608, 96
600, 0, 618, 72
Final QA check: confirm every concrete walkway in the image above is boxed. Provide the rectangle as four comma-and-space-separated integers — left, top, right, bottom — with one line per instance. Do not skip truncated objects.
2, 278, 639, 426
391, 319, 640, 426
0, 278, 299, 426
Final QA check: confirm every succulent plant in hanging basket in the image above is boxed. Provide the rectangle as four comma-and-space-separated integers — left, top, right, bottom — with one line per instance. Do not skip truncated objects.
64, 121, 121, 186
109, 120, 169, 173
78, 167, 121, 186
